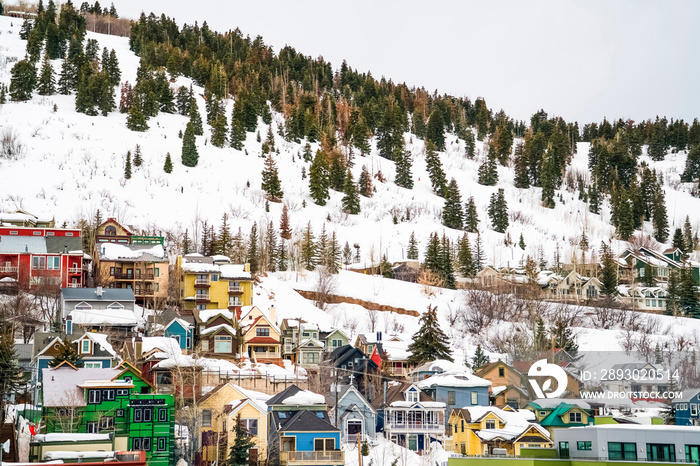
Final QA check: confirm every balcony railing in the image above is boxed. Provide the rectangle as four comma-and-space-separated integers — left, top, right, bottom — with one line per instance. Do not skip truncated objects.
135, 272, 155, 280
113, 270, 134, 280
196, 294, 210, 302
0, 266, 18, 273
195, 278, 210, 286
280, 451, 344, 465
228, 301, 242, 307
386, 422, 444, 432
228, 285, 243, 293
67, 282, 82, 288
68, 267, 82, 274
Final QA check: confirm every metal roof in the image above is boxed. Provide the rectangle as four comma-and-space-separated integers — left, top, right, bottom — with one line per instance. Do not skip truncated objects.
45, 236, 83, 254
61, 288, 135, 302
0, 236, 47, 253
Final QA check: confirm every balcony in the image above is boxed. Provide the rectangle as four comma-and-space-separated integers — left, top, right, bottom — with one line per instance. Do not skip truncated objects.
135, 272, 155, 280
0, 266, 18, 274
386, 422, 444, 433
195, 293, 210, 302
280, 451, 344, 465
194, 278, 210, 287
228, 285, 243, 294
68, 267, 82, 274
113, 270, 134, 280
228, 300, 242, 308
67, 282, 82, 288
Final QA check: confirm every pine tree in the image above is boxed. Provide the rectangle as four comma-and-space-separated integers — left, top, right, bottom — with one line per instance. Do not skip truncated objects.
513, 141, 530, 188
519, 233, 526, 250
487, 188, 509, 233
534, 318, 548, 351
182, 229, 191, 255
442, 178, 464, 229
188, 97, 203, 135
300, 222, 316, 271
181, 121, 199, 167
464, 129, 476, 158
277, 238, 289, 272
684, 216, 695, 252
176, 86, 192, 115
309, 150, 330, 206
358, 165, 373, 197
163, 152, 173, 173
425, 108, 446, 150
549, 318, 578, 355
423, 232, 441, 279
218, 214, 232, 257
124, 151, 132, 179
211, 113, 228, 148
673, 228, 685, 253
48, 338, 84, 367
407, 304, 453, 364
588, 179, 600, 214
471, 344, 489, 370
247, 222, 259, 273
133, 144, 143, 167
126, 98, 149, 131
395, 148, 414, 189
118, 81, 133, 112
37, 52, 56, 96
342, 241, 353, 265
265, 221, 278, 272
407, 232, 419, 260
341, 170, 361, 214
0, 315, 23, 414
9, 58, 37, 101
473, 230, 485, 272
329, 152, 346, 192
457, 233, 475, 277
652, 188, 669, 243
226, 414, 256, 466
477, 153, 498, 186
667, 269, 681, 316
229, 119, 246, 150
600, 243, 618, 297
279, 204, 292, 240
261, 153, 284, 202
0, 84, 7, 104
464, 197, 479, 233
425, 141, 447, 196
679, 267, 700, 318
439, 233, 456, 289
540, 146, 558, 208
327, 231, 341, 274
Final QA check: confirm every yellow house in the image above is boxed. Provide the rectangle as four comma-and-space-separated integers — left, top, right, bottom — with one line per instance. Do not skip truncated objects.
199, 383, 268, 466
239, 306, 282, 365
525, 399, 592, 435
178, 254, 253, 316
449, 406, 552, 456
474, 361, 529, 408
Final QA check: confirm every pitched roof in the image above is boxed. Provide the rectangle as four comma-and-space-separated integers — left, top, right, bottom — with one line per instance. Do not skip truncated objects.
45, 236, 83, 253
371, 382, 430, 410
61, 288, 135, 302
42, 366, 121, 407
267, 384, 304, 406
416, 371, 491, 389
274, 409, 339, 432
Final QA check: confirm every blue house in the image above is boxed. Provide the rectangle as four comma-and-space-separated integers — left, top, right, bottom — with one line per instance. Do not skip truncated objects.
267, 384, 343, 466
32, 331, 118, 382
332, 384, 377, 443
163, 318, 193, 351
674, 389, 700, 426
416, 370, 491, 423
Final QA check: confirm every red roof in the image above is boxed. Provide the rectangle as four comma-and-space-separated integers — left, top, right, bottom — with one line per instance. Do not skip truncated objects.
247, 336, 280, 344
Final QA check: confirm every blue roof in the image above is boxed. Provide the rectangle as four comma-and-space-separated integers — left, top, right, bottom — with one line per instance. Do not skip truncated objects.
61, 288, 135, 302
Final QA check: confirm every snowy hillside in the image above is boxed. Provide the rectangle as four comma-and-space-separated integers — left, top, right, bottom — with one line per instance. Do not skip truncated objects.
2, 14, 700, 370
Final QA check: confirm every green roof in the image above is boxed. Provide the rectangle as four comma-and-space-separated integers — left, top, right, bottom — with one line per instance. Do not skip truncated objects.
539, 403, 587, 427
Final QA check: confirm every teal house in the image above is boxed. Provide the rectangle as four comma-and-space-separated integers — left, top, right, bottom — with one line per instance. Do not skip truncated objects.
163, 317, 194, 351
267, 385, 344, 466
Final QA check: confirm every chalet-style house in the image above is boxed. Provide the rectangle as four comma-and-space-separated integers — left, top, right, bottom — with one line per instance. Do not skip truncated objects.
240, 306, 282, 365
474, 360, 530, 408
61, 287, 139, 336
178, 253, 253, 315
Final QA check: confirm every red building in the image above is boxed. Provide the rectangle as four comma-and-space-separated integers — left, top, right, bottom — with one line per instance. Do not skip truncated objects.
0, 226, 88, 291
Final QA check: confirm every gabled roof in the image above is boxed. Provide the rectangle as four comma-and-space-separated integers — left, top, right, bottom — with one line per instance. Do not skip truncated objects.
42, 366, 121, 407
98, 218, 133, 236
165, 317, 194, 331
416, 371, 491, 389
275, 409, 339, 433
371, 382, 431, 410
337, 384, 376, 415
674, 389, 700, 403
475, 360, 522, 378
62, 288, 135, 302
538, 403, 589, 427
242, 313, 280, 336
267, 384, 304, 406
324, 328, 350, 341
201, 324, 237, 337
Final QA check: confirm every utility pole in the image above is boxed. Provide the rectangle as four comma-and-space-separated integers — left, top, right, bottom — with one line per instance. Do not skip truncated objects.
357, 431, 362, 466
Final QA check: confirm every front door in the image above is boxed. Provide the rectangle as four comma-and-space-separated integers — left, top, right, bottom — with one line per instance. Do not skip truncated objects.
248, 448, 258, 466
282, 437, 295, 452
347, 420, 362, 443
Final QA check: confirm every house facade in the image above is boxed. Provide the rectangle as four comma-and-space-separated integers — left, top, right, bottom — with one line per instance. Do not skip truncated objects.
196, 309, 238, 359
240, 306, 282, 365
474, 361, 529, 408
179, 254, 253, 315
61, 287, 139, 335
416, 371, 491, 421
332, 384, 377, 444
0, 226, 86, 291
163, 318, 194, 351
672, 389, 700, 426
526, 399, 593, 435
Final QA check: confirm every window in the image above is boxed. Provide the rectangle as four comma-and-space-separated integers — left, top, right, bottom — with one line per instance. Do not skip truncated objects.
134, 408, 142, 422
99, 417, 114, 431
202, 410, 212, 427
81, 340, 91, 353
155, 267, 160, 277
686, 445, 700, 463
158, 408, 168, 422
124, 376, 132, 383
314, 439, 335, 451
499, 367, 505, 377
186, 337, 192, 349
448, 391, 456, 405
691, 404, 698, 416
405, 389, 418, 403
133, 438, 142, 451
86, 421, 98, 433
105, 226, 117, 236
157, 437, 167, 451
196, 304, 207, 311
577, 441, 592, 450
110, 267, 115, 276
140, 438, 151, 451
242, 419, 258, 436
569, 412, 582, 423
214, 335, 232, 353
211, 274, 218, 281
647, 443, 675, 462
256, 327, 270, 337
332, 339, 343, 347
471, 391, 478, 405
102, 389, 115, 401
173, 335, 181, 345
608, 442, 637, 461
83, 361, 102, 368
47, 256, 60, 270
32, 256, 46, 270
539, 411, 547, 417
116, 409, 125, 417
143, 408, 152, 422
202, 340, 209, 351
88, 390, 101, 404
303, 352, 319, 364
484, 419, 496, 429
559, 441, 570, 459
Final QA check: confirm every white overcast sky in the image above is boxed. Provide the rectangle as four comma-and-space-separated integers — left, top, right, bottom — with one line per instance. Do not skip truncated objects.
94, 1, 700, 124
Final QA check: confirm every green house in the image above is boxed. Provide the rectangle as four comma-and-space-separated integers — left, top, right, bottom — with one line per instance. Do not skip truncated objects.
41, 361, 174, 466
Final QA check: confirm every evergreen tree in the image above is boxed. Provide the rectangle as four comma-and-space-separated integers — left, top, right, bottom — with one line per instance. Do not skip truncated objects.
328, 152, 346, 192
48, 338, 84, 367
464, 197, 479, 233
550, 318, 578, 355
352, 116, 371, 156
442, 178, 464, 229
487, 188, 509, 233
395, 148, 414, 189
407, 232, 419, 260
600, 243, 618, 297
124, 151, 132, 179
425, 141, 447, 196
471, 344, 489, 370
133, 144, 143, 167
423, 232, 442, 279
407, 305, 453, 364
540, 146, 558, 208
519, 233, 526, 250
0, 312, 23, 415
229, 119, 246, 150
181, 121, 199, 167
277, 238, 289, 272
176, 86, 192, 115
463, 129, 476, 158
588, 179, 600, 214
358, 165, 373, 197
218, 214, 233, 257
673, 228, 685, 253
684, 216, 695, 252
163, 152, 173, 173
300, 222, 316, 271
439, 233, 456, 289
457, 233, 475, 277
425, 108, 446, 150
341, 170, 361, 214
513, 141, 529, 188
0, 84, 5, 104
106, 49, 121, 86
265, 221, 278, 272
188, 97, 203, 135
37, 52, 56, 96
279, 204, 292, 240
9, 58, 37, 101
327, 232, 342, 274
679, 267, 699, 318
473, 230, 485, 272
261, 153, 284, 202
652, 188, 669, 243
126, 98, 149, 131
210, 113, 228, 148
309, 150, 330, 206
226, 414, 256, 466
534, 318, 548, 351
247, 222, 259, 273
477, 153, 498, 186
681, 145, 700, 182
666, 269, 681, 316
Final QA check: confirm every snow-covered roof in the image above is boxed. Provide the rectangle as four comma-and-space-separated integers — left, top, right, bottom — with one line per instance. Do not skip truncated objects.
69, 307, 139, 326
0, 236, 46, 254
492, 385, 507, 396
42, 367, 121, 407
411, 359, 469, 375
529, 398, 591, 410
281, 390, 325, 405
198, 308, 235, 323
33, 433, 112, 443
182, 260, 251, 279
390, 401, 445, 408
98, 242, 166, 261
44, 451, 115, 461
79, 332, 116, 357
139, 336, 182, 356
416, 371, 491, 389
201, 323, 237, 336
62, 287, 135, 302
78, 380, 134, 388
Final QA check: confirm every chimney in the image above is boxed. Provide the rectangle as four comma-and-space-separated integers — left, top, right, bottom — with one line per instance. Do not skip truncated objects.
376, 331, 382, 341
135, 336, 143, 358
268, 305, 276, 323
64, 245, 67, 253
96, 286, 103, 297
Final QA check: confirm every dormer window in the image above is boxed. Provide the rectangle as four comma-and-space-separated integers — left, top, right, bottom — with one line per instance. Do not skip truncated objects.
81, 339, 91, 354
405, 388, 418, 402
75, 302, 92, 310
107, 302, 124, 309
